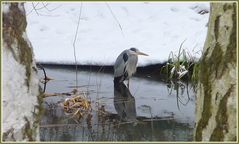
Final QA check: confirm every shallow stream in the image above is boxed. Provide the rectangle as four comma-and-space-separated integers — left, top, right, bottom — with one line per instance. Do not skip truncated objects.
39, 67, 195, 141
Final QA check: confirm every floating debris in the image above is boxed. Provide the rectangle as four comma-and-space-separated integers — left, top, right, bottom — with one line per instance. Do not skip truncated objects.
62, 95, 91, 119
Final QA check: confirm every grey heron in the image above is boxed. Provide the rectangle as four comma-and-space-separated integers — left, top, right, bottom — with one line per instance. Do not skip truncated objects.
114, 48, 148, 87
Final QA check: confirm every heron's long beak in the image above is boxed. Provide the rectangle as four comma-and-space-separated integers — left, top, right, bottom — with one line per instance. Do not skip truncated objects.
136, 51, 149, 56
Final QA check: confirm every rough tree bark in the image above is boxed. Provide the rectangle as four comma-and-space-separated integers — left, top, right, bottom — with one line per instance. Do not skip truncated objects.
194, 3, 237, 141
2, 3, 42, 141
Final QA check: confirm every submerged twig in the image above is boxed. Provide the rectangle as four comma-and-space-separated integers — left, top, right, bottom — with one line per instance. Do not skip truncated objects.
40, 123, 84, 128
37, 64, 53, 92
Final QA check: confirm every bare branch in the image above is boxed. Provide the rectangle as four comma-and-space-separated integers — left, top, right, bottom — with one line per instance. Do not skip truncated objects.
27, 2, 61, 16
73, 2, 83, 91
41, 2, 62, 12
31, 2, 40, 16
105, 2, 125, 37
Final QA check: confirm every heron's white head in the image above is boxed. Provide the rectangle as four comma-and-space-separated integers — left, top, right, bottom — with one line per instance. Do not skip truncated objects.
129, 48, 149, 56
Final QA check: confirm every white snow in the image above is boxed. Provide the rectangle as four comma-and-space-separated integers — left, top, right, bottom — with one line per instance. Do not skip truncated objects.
25, 2, 209, 66
3, 3, 10, 13
189, 3, 210, 14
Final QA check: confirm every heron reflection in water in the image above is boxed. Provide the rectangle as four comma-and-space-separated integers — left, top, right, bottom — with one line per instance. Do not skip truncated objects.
114, 82, 137, 124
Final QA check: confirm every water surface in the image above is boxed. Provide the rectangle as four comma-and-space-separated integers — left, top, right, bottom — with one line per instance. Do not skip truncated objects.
39, 67, 195, 141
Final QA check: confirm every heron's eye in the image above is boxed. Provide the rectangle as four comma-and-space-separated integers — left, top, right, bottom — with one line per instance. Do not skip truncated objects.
130, 48, 137, 52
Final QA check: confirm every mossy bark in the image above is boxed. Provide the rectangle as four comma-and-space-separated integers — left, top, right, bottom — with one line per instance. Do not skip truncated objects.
194, 3, 237, 141
2, 3, 43, 141
3, 3, 33, 87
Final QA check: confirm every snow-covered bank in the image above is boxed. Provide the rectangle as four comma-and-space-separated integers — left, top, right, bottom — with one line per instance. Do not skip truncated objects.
38, 62, 166, 76
25, 2, 209, 66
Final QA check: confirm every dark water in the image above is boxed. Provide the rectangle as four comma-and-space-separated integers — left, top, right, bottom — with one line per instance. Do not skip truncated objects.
38, 67, 195, 141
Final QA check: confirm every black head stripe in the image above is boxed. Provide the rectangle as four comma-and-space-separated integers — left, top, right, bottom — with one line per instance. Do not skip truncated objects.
130, 48, 137, 52
123, 53, 128, 62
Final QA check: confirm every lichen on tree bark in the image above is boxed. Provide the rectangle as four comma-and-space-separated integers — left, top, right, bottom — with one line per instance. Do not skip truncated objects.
2, 3, 43, 141
194, 2, 237, 141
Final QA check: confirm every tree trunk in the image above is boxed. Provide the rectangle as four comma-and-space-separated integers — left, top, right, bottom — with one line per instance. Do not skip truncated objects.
194, 3, 237, 141
2, 3, 42, 141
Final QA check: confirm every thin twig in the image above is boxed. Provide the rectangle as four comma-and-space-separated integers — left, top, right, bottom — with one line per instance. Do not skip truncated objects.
40, 123, 84, 128
40, 2, 50, 11
86, 66, 92, 99
27, 2, 61, 16
105, 2, 125, 37
32, 2, 40, 16
27, 2, 39, 15
73, 2, 83, 91
37, 64, 47, 80
41, 2, 62, 12
37, 64, 48, 92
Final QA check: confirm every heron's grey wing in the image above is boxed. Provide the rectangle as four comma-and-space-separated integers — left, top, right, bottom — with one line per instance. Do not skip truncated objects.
126, 54, 138, 77
114, 51, 128, 77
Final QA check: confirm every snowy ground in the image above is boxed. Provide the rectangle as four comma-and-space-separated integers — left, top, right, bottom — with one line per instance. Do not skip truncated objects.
25, 2, 209, 66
